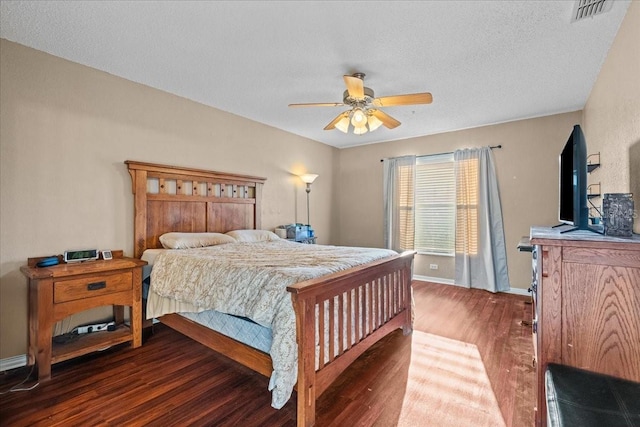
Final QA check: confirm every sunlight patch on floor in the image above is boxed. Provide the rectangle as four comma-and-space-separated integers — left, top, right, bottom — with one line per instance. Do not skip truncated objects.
397, 331, 506, 427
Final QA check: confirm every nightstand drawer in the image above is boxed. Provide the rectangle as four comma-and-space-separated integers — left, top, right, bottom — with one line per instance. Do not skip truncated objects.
54, 271, 132, 303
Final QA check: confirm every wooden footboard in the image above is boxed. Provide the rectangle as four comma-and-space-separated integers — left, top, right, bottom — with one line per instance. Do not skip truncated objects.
288, 250, 415, 427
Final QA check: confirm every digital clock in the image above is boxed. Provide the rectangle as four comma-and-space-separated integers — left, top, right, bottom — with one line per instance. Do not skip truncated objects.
64, 249, 99, 263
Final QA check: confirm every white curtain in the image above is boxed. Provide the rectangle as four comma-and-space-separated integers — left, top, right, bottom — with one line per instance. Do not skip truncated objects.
383, 156, 416, 252
454, 147, 510, 292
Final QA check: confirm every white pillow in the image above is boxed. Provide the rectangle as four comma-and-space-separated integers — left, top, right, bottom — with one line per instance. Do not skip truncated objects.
159, 232, 237, 249
225, 229, 281, 242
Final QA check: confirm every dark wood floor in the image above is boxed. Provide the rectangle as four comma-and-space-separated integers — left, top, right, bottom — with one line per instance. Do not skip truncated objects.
0, 282, 534, 426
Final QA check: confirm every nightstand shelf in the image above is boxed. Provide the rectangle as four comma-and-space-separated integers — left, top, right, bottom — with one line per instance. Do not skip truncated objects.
51, 324, 132, 364
21, 252, 146, 381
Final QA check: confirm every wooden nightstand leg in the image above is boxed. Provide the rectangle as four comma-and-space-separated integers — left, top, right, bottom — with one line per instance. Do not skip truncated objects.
27, 280, 37, 368
33, 278, 53, 381
131, 268, 142, 348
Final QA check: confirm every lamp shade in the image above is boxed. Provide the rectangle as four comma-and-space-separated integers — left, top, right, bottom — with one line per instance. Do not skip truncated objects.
353, 125, 368, 135
300, 173, 319, 184
351, 108, 367, 127
367, 114, 384, 131
335, 116, 350, 133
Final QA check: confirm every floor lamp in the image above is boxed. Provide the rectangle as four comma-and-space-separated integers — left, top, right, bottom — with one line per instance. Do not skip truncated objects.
299, 173, 318, 226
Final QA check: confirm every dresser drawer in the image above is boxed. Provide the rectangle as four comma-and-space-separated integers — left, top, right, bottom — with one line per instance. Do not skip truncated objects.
54, 271, 132, 303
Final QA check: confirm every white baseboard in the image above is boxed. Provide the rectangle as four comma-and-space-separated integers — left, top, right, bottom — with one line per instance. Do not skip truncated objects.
413, 275, 455, 285
413, 275, 531, 296
505, 287, 531, 296
0, 354, 27, 372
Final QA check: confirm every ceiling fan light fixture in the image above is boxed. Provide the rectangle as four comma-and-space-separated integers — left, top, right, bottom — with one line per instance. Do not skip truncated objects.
350, 108, 367, 127
293, 72, 432, 135
353, 124, 368, 135
367, 114, 384, 132
335, 115, 350, 133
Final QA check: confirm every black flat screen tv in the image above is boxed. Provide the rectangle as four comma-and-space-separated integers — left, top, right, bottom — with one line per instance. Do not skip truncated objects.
557, 124, 599, 233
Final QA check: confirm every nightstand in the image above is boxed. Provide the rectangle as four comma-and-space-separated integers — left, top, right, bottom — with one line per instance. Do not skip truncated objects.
20, 252, 147, 381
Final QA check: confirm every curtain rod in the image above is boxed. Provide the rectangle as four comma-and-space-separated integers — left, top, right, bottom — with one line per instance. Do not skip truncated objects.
380, 145, 502, 162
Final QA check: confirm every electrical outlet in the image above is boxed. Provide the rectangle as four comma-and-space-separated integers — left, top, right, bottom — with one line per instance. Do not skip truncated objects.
430, 264, 438, 270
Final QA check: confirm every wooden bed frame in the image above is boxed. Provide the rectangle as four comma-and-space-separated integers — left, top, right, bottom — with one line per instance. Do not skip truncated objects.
126, 160, 415, 426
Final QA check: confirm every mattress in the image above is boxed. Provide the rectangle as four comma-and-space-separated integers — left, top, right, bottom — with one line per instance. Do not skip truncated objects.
180, 310, 272, 354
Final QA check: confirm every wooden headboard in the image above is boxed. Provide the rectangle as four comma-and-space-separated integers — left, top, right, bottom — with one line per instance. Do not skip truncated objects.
126, 161, 266, 258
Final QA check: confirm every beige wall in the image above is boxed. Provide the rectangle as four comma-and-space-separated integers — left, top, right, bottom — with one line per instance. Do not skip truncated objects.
582, 0, 640, 233
336, 112, 583, 289
0, 40, 336, 359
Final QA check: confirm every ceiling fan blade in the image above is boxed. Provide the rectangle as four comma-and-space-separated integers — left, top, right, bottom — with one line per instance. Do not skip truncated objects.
324, 111, 350, 130
372, 92, 433, 107
289, 102, 344, 108
370, 109, 401, 129
343, 75, 365, 99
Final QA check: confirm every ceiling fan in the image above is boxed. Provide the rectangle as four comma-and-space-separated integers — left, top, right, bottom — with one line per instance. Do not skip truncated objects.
288, 73, 432, 135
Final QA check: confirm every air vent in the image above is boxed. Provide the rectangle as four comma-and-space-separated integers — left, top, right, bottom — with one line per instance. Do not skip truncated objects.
571, 0, 613, 22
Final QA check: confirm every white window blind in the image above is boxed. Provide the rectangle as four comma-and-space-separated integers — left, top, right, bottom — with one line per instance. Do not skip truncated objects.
414, 153, 455, 255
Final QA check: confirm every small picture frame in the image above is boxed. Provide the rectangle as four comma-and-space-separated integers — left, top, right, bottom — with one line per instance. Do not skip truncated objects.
102, 250, 113, 260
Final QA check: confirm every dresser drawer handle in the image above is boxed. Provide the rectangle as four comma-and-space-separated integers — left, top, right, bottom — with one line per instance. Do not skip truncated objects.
87, 281, 107, 291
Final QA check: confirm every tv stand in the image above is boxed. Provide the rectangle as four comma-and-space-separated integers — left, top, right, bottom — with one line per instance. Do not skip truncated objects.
559, 225, 603, 235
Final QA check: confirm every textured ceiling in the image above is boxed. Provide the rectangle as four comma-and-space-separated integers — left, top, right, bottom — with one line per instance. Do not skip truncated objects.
0, 1, 631, 148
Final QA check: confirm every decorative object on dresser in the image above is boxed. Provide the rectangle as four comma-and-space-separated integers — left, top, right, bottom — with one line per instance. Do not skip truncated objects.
602, 193, 635, 237
529, 226, 640, 427
125, 160, 414, 427
20, 251, 147, 381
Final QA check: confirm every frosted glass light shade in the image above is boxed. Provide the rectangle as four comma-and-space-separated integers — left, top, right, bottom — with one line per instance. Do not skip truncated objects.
335, 116, 350, 133
300, 174, 319, 184
353, 125, 368, 135
350, 108, 367, 127
367, 114, 383, 131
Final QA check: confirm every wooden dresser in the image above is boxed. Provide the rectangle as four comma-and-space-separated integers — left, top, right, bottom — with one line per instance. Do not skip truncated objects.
530, 227, 640, 427
21, 252, 147, 381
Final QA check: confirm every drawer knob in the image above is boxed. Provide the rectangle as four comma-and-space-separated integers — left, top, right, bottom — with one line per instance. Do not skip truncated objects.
87, 281, 106, 291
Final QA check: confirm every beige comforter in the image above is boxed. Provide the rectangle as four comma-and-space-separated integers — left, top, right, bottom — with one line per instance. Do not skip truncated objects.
148, 239, 396, 409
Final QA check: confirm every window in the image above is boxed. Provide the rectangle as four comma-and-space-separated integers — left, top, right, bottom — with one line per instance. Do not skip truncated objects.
414, 153, 455, 255
388, 152, 479, 256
